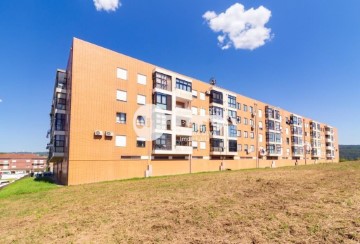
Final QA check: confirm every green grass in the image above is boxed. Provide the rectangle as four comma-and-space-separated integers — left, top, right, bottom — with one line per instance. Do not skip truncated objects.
0, 177, 58, 199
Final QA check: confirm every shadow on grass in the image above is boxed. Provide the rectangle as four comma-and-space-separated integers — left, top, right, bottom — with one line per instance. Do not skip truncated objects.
34, 176, 56, 184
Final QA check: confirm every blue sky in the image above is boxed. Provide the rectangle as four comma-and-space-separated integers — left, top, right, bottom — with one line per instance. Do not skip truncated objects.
0, 0, 359, 152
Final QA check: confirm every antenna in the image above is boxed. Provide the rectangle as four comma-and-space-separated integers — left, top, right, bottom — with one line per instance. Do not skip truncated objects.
209, 77, 216, 85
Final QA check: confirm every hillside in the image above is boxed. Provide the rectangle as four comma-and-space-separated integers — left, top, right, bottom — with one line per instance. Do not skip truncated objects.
340, 145, 360, 160
0, 162, 359, 243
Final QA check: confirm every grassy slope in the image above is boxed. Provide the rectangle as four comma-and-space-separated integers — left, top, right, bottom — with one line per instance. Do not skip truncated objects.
0, 162, 359, 243
0, 177, 58, 199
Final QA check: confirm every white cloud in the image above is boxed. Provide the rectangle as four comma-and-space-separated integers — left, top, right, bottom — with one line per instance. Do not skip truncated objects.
203, 3, 273, 50
0, 99, 2, 103
93, 0, 121, 12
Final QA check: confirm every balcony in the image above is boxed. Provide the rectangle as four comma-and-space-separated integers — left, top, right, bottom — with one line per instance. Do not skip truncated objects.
326, 146, 333, 150
325, 138, 333, 143
175, 126, 192, 136
326, 154, 335, 158
48, 148, 65, 162
175, 107, 192, 117
325, 130, 334, 136
174, 146, 193, 154
153, 143, 172, 154
175, 89, 192, 101
268, 150, 282, 156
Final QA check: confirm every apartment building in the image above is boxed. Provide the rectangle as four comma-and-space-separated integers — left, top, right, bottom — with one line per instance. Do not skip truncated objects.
0, 154, 47, 173
47, 38, 339, 185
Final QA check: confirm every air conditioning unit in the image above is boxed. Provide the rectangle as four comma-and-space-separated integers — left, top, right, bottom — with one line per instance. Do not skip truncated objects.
105, 131, 114, 137
251, 113, 256, 117
205, 90, 211, 95
94, 130, 103, 136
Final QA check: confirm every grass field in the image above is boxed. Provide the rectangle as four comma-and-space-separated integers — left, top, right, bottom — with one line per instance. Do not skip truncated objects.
0, 162, 359, 243
0, 177, 58, 199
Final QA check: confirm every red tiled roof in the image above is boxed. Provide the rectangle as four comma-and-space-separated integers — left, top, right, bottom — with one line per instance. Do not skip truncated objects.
0, 154, 47, 160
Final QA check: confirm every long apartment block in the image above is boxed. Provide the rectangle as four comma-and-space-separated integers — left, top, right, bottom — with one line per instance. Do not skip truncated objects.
48, 38, 339, 185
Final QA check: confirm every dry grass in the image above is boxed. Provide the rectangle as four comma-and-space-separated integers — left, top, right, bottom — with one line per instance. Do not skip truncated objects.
0, 162, 359, 243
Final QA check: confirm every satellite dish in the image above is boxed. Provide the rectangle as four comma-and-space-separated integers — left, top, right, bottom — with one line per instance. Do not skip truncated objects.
210, 77, 216, 85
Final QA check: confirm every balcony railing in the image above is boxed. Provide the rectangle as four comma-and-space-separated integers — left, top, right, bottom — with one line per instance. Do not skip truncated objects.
211, 147, 224, 152
153, 144, 172, 151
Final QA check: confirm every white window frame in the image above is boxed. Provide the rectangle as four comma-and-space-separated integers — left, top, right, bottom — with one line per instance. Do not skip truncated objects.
192, 90, 198, 97
199, 92, 205, 100
116, 68, 128, 80
191, 107, 198, 115
116, 90, 127, 102
137, 74, 147, 85
115, 135, 127, 147
137, 95, 146, 105
200, 108, 206, 116
200, 141, 206, 150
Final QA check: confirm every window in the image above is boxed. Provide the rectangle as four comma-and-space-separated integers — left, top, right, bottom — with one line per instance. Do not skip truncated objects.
136, 116, 145, 126
250, 119, 254, 126
287, 148, 290, 156
154, 113, 171, 130
155, 93, 171, 110
56, 97, 66, 110
286, 138, 290, 145
154, 134, 172, 150
259, 134, 263, 142
243, 105, 248, 112
209, 106, 223, 118
55, 113, 66, 131
229, 140, 237, 152
228, 95, 236, 108
258, 109, 262, 118
200, 108, 206, 116
192, 141, 198, 149
199, 92, 205, 100
191, 107, 198, 115
210, 90, 223, 104
153, 72, 171, 91
286, 128, 289, 135
244, 118, 248, 125
244, 144, 249, 152
210, 139, 224, 152
176, 78, 192, 92
229, 125, 237, 137
228, 110, 237, 119
244, 131, 248, 138
250, 132, 254, 139
192, 123, 198, 132
137, 74, 147, 85
237, 102, 241, 110
192, 90, 198, 97
250, 145, 255, 152
137, 95, 146, 105
136, 138, 146, 147
249, 106, 253, 113
117, 68, 127, 80
200, 141, 206, 150
116, 90, 127, 101
237, 144, 242, 151
54, 135, 65, 152
116, 135, 126, 147
259, 121, 263, 130
237, 130, 241, 137
210, 122, 223, 136
116, 113, 126, 124
200, 125, 206, 133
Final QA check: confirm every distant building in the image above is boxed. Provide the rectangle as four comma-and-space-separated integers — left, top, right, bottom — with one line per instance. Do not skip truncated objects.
47, 38, 339, 185
0, 154, 47, 173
